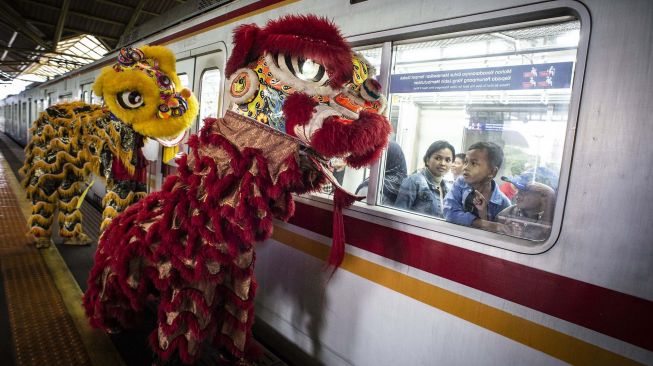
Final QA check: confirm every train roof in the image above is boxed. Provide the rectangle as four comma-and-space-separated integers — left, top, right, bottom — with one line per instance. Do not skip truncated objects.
0, 0, 235, 84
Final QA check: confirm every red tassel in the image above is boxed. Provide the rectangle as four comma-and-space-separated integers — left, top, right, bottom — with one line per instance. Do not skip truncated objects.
328, 188, 357, 269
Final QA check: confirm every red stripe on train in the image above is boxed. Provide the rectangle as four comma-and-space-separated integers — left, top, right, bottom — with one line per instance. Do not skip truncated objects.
289, 201, 653, 352
152, 0, 289, 46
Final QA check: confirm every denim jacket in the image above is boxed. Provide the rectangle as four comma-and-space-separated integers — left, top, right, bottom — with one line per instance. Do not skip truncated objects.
395, 168, 448, 218
443, 177, 511, 226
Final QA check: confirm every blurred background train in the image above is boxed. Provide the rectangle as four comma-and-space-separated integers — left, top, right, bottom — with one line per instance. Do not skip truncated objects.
1, 0, 651, 364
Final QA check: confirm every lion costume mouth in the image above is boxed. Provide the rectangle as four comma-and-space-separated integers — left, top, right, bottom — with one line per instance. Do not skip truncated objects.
154, 130, 187, 147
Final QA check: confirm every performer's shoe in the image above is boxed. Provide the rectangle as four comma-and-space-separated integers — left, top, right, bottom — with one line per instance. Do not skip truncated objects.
62, 232, 92, 246
34, 237, 54, 249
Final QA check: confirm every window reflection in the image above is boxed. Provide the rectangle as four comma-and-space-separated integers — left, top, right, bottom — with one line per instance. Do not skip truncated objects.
378, 20, 579, 242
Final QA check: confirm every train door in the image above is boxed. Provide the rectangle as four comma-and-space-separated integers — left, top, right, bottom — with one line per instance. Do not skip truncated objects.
12, 103, 17, 139
159, 57, 195, 180
193, 50, 225, 135
21, 101, 27, 144
26, 98, 33, 143
80, 83, 93, 104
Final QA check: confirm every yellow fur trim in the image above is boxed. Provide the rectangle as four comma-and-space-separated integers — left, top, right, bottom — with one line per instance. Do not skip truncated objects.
28, 214, 55, 227
33, 202, 56, 214
29, 226, 51, 237
102, 190, 141, 208
60, 224, 83, 237
22, 159, 98, 189
57, 182, 84, 197
101, 206, 119, 225
59, 210, 83, 223
100, 219, 113, 232
25, 186, 59, 202
57, 196, 80, 211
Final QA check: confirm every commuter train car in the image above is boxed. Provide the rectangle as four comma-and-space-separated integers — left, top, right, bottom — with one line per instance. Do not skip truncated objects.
1, 0, 652, 364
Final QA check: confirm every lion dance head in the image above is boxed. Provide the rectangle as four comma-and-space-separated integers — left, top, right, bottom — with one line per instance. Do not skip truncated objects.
226, 14, 391, 169
93, 45, 199, 144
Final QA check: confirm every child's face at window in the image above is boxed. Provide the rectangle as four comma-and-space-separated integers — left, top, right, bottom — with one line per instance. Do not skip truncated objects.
452, 157, 465, 176
463, 149, 496, 186
515, 190, 542, 210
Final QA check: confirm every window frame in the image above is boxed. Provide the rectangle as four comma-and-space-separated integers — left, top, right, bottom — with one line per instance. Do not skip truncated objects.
300, 1, 590, 254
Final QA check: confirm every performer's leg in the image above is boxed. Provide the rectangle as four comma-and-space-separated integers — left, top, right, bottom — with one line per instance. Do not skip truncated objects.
215, 247, 257, 361
57, 174, 91, 245
84, 265, 139, 333
28, 184, 57, 248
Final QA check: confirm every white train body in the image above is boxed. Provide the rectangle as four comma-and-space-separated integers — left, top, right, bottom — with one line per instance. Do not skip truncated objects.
2, 0, 652, 365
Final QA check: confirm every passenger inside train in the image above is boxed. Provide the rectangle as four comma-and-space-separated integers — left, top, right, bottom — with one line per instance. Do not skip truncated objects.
394, 140, 455, 217
355, 141, 407, 206
496, 175, 556, 241
443, 141, 511, 229
451, 153, 466, 181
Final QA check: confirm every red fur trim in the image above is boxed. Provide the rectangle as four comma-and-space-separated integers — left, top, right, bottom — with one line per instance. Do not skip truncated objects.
225, 24, 261, 78
310, 115, 351, 157
310, 111, 391, 165
345, 144, 386, 168
84, 115, 311, 364
282, 92, 316, 136
255, 15, 352, 88
257, 15, 353, 88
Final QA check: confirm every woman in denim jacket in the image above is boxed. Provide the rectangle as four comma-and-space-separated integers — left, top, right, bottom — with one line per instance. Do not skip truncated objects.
395, 140, 455, 218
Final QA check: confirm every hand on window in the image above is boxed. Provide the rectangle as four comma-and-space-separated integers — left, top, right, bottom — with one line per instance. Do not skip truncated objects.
472, 190, 488, 220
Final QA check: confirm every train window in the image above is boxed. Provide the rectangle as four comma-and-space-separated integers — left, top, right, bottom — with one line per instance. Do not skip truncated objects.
198, 68, 221, 130
81, 83, 93, 104
177, 73, 190, 89
379, 19, 580, 242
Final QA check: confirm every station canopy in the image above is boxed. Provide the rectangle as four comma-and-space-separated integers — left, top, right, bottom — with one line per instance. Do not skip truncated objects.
0, 0, 185, 83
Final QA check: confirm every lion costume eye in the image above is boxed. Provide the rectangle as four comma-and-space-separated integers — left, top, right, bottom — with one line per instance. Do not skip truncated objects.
277, 53, 328, 84
117, 91, 144, 109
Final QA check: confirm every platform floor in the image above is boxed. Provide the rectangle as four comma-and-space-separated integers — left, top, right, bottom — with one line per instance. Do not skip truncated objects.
0, 133, 289, 366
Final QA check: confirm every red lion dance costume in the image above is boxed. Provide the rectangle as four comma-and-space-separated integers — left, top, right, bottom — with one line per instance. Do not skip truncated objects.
84, 15, 391, 364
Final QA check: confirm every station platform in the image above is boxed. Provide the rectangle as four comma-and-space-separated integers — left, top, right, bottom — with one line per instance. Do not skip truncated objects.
0, 133, 290, 366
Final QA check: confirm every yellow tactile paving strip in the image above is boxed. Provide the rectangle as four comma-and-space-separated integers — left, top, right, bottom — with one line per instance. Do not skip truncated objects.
0, 157, 90, 365
0, 152, 122, 366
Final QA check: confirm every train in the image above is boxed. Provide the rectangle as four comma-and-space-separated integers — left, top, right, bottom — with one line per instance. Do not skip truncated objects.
1, 0, 652, 364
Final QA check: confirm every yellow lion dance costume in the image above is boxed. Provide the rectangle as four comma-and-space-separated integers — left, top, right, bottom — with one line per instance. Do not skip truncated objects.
20, 46, 198, 248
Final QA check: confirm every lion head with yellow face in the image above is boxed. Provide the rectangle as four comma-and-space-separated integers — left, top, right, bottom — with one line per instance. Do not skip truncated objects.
93, 46, 198, 145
